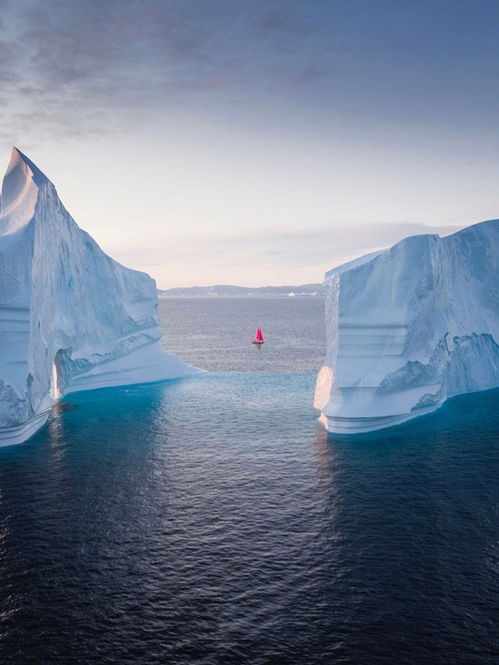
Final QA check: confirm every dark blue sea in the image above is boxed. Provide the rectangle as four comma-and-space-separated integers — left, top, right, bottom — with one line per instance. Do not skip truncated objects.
0, 297, 497, 665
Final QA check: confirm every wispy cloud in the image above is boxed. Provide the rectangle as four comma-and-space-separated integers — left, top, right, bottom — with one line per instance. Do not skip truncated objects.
0, 0, 340, 144
113, 221, 463, 286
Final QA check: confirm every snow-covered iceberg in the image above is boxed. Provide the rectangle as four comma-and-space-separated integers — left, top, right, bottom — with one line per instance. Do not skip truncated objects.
314, 220, 499, 434
0, 147, 198, 445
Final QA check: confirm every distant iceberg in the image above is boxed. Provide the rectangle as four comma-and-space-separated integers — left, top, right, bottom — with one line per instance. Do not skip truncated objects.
0, 148, 198, 445
315, 221, 499, 434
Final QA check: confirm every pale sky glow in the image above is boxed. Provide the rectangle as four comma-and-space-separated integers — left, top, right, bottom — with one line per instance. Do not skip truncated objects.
1, 1, 499, 287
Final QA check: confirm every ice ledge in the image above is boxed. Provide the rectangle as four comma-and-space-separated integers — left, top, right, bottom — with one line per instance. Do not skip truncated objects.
0, 411, 50, 447
318, 405, 439, 434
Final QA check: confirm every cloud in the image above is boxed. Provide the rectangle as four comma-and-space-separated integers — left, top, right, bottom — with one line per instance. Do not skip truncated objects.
114, 221, 463, 278
0, 0, 339, 144
3, 0, 499, 149
108, 220, 465, 287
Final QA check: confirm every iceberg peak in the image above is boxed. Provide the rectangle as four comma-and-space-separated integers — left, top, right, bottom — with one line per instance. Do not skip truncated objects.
0, 147, 50, 234
9, 147, 49, 187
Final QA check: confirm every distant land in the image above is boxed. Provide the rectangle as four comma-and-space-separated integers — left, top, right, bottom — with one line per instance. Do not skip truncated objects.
157, 283, 324, 297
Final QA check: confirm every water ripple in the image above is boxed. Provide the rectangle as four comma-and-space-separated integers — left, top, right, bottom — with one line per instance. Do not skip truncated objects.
0, 372, 497, 664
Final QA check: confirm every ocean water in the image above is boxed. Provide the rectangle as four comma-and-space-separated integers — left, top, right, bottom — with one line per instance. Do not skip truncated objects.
158, 296, 326, 373
0, 297, 497, 665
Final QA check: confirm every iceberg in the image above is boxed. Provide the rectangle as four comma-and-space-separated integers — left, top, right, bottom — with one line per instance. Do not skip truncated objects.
0, 148, 198, 445
314, 220, 499, 434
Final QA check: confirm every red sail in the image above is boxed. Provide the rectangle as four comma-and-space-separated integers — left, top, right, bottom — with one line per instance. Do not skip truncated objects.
255, 327, 264, 341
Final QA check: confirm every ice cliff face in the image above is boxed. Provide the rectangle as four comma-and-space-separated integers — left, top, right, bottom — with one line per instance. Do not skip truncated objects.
314, 221, 499, 433
0, 147, 198, 445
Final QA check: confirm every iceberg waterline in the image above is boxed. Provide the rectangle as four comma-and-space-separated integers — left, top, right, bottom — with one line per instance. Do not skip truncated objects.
0, 148, 198, 445
314, 220, 499, 433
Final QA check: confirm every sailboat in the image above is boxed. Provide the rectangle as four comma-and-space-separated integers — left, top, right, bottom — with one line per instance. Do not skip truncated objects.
252, 327, 264, 345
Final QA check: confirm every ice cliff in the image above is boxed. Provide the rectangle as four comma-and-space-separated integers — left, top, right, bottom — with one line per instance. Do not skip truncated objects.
314, 221, 499, 433
0, 147, 197, 445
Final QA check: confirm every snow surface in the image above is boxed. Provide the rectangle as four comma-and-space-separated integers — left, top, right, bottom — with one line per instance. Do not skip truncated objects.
0, 148, 198, 445
314, 220, 499, 433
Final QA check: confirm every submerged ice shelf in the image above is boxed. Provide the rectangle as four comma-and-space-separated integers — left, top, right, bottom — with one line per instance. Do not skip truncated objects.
0, 148, 198, 445
314, 221, 499, 434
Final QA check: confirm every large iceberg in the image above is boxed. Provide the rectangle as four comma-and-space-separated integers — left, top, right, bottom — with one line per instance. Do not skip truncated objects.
314, 220, 499, 434
0, 147, 197, 445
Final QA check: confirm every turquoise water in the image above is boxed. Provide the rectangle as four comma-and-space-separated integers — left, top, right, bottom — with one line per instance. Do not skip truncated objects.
0, 298, 497, 664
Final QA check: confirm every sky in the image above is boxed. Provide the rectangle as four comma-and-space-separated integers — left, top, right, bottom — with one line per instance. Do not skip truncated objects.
1, 0, 499, 287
